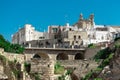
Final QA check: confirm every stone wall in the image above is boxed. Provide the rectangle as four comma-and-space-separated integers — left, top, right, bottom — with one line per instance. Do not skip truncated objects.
57, 60, 98, 69
30, 59, 54, 80
24, 48, 85, 61
85, 47, 101, 59
0, 48, 25, 63
57, 60, 98, 79
0, 48, 25, 74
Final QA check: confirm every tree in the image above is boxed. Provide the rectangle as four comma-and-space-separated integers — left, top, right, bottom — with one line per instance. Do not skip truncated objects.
0, 34, 24, 53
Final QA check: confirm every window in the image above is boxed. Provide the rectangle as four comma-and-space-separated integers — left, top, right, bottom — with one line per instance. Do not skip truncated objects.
74, 35, 76, 40
101, 36, 104, 40
78, 36, 81, 39
52, 28, 58, 33
76, 41, 78, 43
69, 28, 72, 31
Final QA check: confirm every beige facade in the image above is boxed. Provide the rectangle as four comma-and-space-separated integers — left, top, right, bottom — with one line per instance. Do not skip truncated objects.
74, 13, 95, 30
62, 31, 88, 47
12, 14, 120, 48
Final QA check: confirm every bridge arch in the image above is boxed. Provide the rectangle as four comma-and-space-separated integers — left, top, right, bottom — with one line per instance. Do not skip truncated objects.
74, 53, 84, 60
56, 53, 69, 60
33, 53, 50, 59
33, 54, 41, 58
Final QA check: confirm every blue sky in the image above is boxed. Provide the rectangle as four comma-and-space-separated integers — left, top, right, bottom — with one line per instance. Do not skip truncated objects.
0, 0, 120, 41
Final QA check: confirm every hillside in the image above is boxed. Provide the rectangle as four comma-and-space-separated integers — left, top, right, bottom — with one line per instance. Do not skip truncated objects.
83, 39, 120, 80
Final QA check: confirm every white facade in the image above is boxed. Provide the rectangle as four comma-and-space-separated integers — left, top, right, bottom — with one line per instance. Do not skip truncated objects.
12, 24, 44, 44
12, 14, 120, 48
88, 31, 112, 44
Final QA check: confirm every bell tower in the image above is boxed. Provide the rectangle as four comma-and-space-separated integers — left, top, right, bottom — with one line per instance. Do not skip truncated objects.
89, 14, 94, 25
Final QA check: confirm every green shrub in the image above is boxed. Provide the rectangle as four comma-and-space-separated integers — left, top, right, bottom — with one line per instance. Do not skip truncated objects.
88, 43, 96, 48
34, 73, 40, 80
83, 71, 93, 80
114, 41, 120, 48
58, 75, 65, 80
65, 69, 72, 75
94, 78, 103, 80
95, 68, 102, 71
94, 48, 111, 61
0, 34, 24, 54
54, 62, 65, 74
114, 37, 120, 41
13, 69, 20, 77
24, 62, 31, 73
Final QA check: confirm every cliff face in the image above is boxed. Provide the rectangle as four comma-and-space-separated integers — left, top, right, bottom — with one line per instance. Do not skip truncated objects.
0, 61, 8, 80
96, 44, 120, 80
0, 55, 15, 80
109, 48, 120, 80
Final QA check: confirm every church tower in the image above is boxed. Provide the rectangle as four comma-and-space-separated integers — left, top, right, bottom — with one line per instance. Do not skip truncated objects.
89, 14, 94, 25
80, 13, 83, 20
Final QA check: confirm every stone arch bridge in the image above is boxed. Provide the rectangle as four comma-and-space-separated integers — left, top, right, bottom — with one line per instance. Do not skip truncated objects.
23, 48, 98, 80
24, 48, 86, 61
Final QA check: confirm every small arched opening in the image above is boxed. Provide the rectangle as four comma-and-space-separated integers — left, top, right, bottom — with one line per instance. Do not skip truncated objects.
75, 53, 84, 60
56, 53, 69, 60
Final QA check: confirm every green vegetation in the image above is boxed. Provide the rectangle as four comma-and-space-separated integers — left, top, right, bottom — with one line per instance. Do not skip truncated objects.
7, 60, 21, 78
82, 67, 103, 80
0, 54, 7, 64
114, 41, 120, 48
0, 54, 21, 79
14, 58, 17, 63
114, 37, 120, 48
54, 62, 65, 74
98, 53, 113, 69
65, 69, 72, 75
30, 73, 41, 80
94, 78, 103, 80
34, 73, 41, 80
82, 71, 93, 80
83, 47, 114, 80
0, 34, 24, 53
94, 47, 113, 69
58, 75, 65, 80
58, 69, 72, 80
114, 37, 120, 41
94, 67, 102, 71
94, 48, 111, 60
12, 69, 21, 78
88, 43, 96, 48
24, 62, 31, 73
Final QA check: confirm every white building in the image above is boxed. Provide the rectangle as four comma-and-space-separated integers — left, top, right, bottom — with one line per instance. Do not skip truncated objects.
12, 14, 120, 48
12, 24, 45, 45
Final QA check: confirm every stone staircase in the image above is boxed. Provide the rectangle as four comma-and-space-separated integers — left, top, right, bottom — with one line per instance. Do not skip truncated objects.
85, 47, 101, 59
72, 61, 98, 80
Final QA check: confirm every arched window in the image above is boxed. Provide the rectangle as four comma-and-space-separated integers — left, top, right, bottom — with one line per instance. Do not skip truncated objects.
78, 36, 81, 39
74, 35, 76, 40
